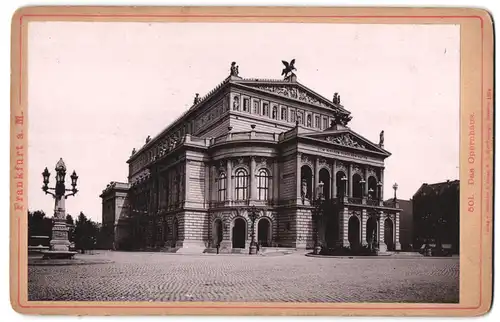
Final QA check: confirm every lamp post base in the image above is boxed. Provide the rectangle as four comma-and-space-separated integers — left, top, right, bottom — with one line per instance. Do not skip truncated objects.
249, 244, 257, 255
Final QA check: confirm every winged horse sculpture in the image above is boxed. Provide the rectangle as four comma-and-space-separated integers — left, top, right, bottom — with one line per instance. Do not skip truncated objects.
281, 59, 296, 78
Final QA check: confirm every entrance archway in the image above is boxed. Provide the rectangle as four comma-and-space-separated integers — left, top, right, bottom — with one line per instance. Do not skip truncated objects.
232, 217, 246, 248
257, 218, 271, 247
384, 218, 394, 251
319, 168, 331, 200
213, 219, 223, 247
348, 216, 361, 249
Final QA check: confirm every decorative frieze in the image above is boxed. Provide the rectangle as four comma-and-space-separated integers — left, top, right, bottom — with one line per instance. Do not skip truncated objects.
326, 133, 366, 149
255, 85, 328, 108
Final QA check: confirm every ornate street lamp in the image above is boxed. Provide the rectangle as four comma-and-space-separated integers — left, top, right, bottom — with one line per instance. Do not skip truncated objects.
312, 182, 325, 255
248, 205, 260, 255
40, 158, 79, 259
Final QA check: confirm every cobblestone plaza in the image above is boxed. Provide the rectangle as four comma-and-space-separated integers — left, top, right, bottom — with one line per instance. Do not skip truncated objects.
28, 252, 459, 303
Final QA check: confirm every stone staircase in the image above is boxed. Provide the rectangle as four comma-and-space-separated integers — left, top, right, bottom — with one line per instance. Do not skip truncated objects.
203, 247, 297, 256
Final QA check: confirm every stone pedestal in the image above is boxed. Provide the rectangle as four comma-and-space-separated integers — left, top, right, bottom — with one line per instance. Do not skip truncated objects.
49, 219, 71, 251
42, 218, 77, 259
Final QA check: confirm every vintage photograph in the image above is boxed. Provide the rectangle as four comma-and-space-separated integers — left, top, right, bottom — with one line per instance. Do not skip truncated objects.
26, 21, 460, 303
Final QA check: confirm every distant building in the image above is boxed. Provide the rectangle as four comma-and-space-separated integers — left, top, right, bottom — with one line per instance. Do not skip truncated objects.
412, 180, 459, 253
100, 62, 402, 253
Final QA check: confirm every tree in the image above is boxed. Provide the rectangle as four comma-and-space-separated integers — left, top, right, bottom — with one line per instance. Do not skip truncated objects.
28, 210, 52, 241
66, 214, 75, 242
74, 212, 100, 253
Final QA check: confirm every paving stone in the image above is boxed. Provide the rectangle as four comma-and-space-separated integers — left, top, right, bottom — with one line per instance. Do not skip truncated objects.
28, 251, 459, 303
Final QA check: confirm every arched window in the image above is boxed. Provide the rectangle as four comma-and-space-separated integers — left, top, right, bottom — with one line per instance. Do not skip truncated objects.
218, 172, 227, 201
256, 169, 270, 200
307, 114, 312, 127
235, 168, 248, 200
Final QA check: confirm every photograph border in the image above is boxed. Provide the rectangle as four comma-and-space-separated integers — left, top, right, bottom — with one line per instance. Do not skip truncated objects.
10, 6, 494, 316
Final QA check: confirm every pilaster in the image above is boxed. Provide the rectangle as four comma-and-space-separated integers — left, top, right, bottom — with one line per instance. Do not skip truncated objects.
361, 209, 368, 246
250, 156, 256, 200
395, 212, 402, 250
273, 160, 279, 202
226, 159, 232, 201
378, 212, 387, 252
337, 207, 350, 248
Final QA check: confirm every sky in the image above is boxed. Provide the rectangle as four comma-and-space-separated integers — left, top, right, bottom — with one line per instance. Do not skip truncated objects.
28, 22, 460, 222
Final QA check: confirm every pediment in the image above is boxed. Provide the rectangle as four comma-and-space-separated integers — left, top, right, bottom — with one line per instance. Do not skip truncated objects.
237, 81, 343, 110
303, 130, 390, 155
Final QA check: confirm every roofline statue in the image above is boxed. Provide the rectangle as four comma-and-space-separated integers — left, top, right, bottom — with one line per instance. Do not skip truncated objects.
281, 59, 297, 79
230, 61, 239, 77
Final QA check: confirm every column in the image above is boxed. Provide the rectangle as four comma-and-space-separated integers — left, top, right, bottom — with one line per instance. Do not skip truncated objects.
250, 156, 256, 200
273, 160, 279, 202
380, 168, 385, 200
226, 159, 232, 202
364, 167, 369, 197
348, 164, 353, 197
378, 212, 387, 252
361, 209, 368, 246
314, 157, 320, 198
331, 160, 336, 200
395, 212, 402, 250
296, 153, 302, 203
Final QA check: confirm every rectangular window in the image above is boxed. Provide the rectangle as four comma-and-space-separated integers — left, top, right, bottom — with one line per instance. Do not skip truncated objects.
323, 117, 328, 130
253, 101, 260, 114
263, 102, 269, 116
291, 110, 296, 123
243, 98, 249, 112
281, 107, 287, 121
218, 173, 227, 201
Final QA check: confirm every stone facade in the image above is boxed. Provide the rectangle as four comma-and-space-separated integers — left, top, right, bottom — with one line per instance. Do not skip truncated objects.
100, 69, 401, 253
